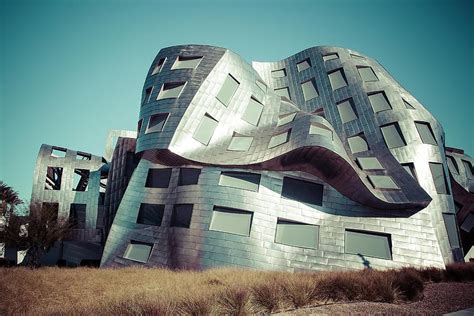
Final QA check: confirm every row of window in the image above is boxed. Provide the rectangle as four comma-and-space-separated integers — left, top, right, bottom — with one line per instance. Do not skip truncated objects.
50, 146, 92, 161
44, 167, 90, 192
150, 55, 203, 76
447, 156, 474, 178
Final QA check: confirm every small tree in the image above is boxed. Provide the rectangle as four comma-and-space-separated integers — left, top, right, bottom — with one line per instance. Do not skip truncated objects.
0, 201, 72, 267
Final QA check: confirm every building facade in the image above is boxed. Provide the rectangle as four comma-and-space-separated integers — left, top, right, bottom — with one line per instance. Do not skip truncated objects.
30, 45, 473, 270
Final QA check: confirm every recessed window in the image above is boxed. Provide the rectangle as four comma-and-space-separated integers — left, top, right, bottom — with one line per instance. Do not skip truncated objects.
447, 156, 459, 175
216, 74, 240, 106
268, 129, 291, 148
193, 113, 218, 145
442, 213, 460, 248
277, 112, 297, 127
219, 171, 260, 192
337, 98, 358, 123
73, 169, 89, 192
227, 135, 253, 151
345, 229, 392, 260
429, 162, 450, 194
146, 113, 169, 133
309, 123, 333, 139
403, 99, 416, 110
301, 79, 319, 101
357, 66, 378, 82
328, 68, 347, 90
461, 214, 474, 232
275, 219, 319, 249
462, 160, 473, 178
381, 123, 406, 149
45, 166, 62, 190
415, 122, 437, 145
76, 152, 91, 160
137, 203, 165, 226
51, 147, 66, 158
368, 175, 399, 189
170, 204, 193, 228
171, 56, 202, 70
178, 168, 201, 186
151, 58, 166, 75
256, 80, 267, 92
242, 96, 264, 126
271, 68, 286, 78
402, 163, 418, 181
281, 177, 323, 206
210, 206, 253, 236
145, 168, 172, 188
357, 157, 383, 170
350, 54, 364, 59
274, 87, 290, 99
323, 53, 339, 62
137, 119, 143, 134
143, 87, 153, 105
69, 203, 86, 229
156, 82, 186, 100
368, 91, 392, 113
123, 240, 153, 263
296, 58, 311, 72
347, 134, 369, 153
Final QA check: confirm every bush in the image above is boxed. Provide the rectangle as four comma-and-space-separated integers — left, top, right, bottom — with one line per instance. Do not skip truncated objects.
444, 262, 474, 282
250, 279, 281, 313
418, 266, 444, 283
280, 273, 319, 308
392, 267, 424, 301
216, 286, 251, 315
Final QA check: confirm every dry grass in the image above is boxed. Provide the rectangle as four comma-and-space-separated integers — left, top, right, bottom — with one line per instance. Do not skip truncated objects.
1, 262, 473, 315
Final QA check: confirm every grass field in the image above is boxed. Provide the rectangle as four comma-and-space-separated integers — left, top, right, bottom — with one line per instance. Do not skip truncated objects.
1, 262, 473, 315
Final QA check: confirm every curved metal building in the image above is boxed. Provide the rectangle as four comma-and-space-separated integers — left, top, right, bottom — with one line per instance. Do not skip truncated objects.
30, 45, 473, 270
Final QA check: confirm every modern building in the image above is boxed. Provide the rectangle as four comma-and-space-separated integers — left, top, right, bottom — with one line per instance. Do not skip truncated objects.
30, 45, 473, 270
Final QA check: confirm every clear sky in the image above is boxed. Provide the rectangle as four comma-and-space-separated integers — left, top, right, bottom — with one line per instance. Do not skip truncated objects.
1, 0, 473, 200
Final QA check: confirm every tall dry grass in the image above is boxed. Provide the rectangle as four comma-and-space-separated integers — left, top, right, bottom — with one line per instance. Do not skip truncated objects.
1, 262, 473, 315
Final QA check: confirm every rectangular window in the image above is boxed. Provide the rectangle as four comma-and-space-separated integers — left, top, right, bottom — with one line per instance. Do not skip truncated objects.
275, 219, 319, 249
171, 56, 202, 70
281, 177, 323, 206
73, 169, 89, 192
170, 204, 193, 228
323, 53, 339, 61
274, 87, 291, 99
271, 68, 286, 78
143, 87, 153, 105
368, 175, 399, 190
357, 66, 378, 82
268, 129, 291, 148
277, 112, 297, 127
345, 229, 392, 260
309, 123, 333, 140
356, 157, 383, 170
216, 74, 239, 106
146, 113, 169, 133
51, 147, 67, 158
381, 123, 406, 149
156, 82, 186, 100
337, 98, 358, 123
442, 213, 460, 248
368, 91, 392, 112
301, 79, 319, 101
447, 156, 459, 175
44, 166, 63, 190
347, 134, 369, 153
137, 203, 165, 226
227, 136, 253, 151
403, 99, 416, 109
415, 122, 437, 145
328, 68, 347, 90
69, 203, 86, 229
123, 240, 153, 263
178, 168, 201, 186
461, 213, 474, 232
210, 206, 253, 236
241, 96, 264, 126
137, 119, 143, 134
296, 58, 311, 72
402, 163, 418, 181
429, 162, 450, 194
219, 171, 261, 192
193, 113, 218, 145
462, 160, 473, 178
76, 152, 91, 160
151, 57, 166, 75
145, 168, 172, 188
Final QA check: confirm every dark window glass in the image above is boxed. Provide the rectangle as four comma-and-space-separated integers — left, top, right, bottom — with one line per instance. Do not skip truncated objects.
447, 156, 459, 174
429, 162, 450, 194
281, 177, 323, 206
178, 168, 201, 186
170, 204, 193, 228
442, 213, 460, 248
145, 168, 172, 188
70, 203, 86, 229
137, 203, 165, 226
143, 87, 153, 105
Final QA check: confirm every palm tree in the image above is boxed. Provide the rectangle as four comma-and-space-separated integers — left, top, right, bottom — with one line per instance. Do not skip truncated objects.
0, 181, 23, 217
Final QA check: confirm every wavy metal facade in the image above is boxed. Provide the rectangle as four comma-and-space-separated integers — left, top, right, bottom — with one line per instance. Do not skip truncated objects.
30, 45, 473, 269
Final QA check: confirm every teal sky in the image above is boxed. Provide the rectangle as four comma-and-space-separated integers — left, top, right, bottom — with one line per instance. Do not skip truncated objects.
1, 0, 473, 200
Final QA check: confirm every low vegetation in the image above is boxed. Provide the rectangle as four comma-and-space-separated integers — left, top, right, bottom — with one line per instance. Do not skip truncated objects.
1, 262, 473, 315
